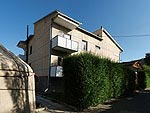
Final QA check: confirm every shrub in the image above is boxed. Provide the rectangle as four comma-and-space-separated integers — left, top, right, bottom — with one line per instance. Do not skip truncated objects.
136, 71, 146, 89
143, 65, 150, 88
144, 56, 150, 66
122, 67, 136, 95
63, 53, 134, 110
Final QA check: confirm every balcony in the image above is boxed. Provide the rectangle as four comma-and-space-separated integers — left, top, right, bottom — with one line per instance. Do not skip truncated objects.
52, 35, 78, 53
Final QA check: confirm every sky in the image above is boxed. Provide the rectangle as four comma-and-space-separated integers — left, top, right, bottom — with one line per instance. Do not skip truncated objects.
0, 0, 150, 62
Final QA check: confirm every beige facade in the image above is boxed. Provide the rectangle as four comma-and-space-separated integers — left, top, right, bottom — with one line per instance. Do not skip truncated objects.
18, 10, 123, 92
94, 27, 122, 62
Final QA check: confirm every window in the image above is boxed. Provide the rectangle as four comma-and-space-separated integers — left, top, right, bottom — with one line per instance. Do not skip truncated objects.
82, 40, 87, 51
29, 46, 32, 55
58, 31, 64, 37
58, 57, 62, 66
95, 45, 100, 50
95, 45, 101, 54
58, 31, 71, 39
64, 34, 71, 40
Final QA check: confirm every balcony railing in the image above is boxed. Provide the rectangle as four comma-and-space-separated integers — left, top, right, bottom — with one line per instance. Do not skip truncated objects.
52, 35, 78, 53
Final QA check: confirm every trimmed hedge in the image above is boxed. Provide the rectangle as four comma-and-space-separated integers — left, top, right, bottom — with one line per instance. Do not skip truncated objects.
63, 52, 135, 109
143, 65, 150, 88
122, 67, 136, 94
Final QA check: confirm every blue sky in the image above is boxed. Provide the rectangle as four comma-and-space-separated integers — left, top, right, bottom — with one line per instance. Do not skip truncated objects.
0, 0, 150, 62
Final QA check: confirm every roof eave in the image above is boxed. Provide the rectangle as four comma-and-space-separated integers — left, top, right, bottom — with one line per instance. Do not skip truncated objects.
77, 27, 103, 41
34, 10, 82, 26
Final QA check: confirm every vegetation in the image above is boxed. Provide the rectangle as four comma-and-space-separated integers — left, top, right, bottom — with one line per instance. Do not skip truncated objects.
63, 52, 135, 110
143, 65, 150, 88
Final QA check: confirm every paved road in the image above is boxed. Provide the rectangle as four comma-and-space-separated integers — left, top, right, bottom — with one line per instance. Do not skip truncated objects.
98, 89, 150, 113
36, 88, 150, 113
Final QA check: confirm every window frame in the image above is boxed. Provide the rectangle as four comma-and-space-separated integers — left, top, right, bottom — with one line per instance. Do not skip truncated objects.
82, 40, 88, 51
95, 45, 101, 54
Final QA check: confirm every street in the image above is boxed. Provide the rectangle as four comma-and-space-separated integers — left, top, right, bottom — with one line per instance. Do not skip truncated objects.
37, 88, 150, 113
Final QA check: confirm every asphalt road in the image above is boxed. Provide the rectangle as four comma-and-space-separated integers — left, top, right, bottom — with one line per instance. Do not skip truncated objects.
37, 88, 150, 113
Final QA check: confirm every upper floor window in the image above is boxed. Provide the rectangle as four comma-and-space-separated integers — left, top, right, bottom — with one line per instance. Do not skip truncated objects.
82, 40, 87, 51
29, 45, 32, 55
64, 34, 71, 40
95, 45, 101, 54
58, 31, 64, 37
58, 31, 71, 39
95, 45, 100, 50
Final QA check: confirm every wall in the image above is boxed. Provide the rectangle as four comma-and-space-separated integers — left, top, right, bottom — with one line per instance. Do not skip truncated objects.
28, 16, 52, 92
94, 29, 121, 62
52, 24, 121, 62
28, 14, 122, 92
52, 23, 102, 56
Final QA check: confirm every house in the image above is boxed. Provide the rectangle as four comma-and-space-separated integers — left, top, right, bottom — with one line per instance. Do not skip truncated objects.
17, 10, 123, 92
121, 53, 150, 68
0, 45, 35, 113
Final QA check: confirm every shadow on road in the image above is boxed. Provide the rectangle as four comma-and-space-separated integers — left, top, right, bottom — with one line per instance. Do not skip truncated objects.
37, 90, 150, 113
94, 90, 150, 113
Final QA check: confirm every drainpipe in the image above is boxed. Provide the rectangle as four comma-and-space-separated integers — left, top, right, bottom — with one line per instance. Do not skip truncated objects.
45, 19, 53, 93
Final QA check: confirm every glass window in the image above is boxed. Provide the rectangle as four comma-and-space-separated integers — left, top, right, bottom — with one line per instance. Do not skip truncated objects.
58, 31, 64, 37
82, 40, 87, 51
95, 45, 100, 50
64, 34, 71, 39
58, 31, 71, 39
95, 45, 100, 54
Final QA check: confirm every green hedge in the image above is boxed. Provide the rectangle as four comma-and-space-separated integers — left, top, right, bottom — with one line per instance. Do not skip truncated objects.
63, 53, 135, 109
143, 65, 150, 88
122, 67, 136, 94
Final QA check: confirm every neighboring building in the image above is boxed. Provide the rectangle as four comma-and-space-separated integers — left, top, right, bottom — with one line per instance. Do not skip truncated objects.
17, 10, 123, 92
122, 53, 150, 69
18, 54, 26, 61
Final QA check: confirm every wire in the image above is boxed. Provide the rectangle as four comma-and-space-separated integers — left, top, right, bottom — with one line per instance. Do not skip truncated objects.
112, 34, 150, 38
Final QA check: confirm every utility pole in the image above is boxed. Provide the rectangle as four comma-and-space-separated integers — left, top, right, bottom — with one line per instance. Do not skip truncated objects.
26, 25, 29, 63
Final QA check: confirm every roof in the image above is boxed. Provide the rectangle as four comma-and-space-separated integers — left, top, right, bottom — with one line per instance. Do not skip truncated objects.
34, 10, 102, 41
34, 10, 82, 25
121, 58, 145, 66
77, 27, 102, 41
0, 44, 33, 74
17, 35, 34, 48
101, 27, 123, 52
27, 35, 34, 42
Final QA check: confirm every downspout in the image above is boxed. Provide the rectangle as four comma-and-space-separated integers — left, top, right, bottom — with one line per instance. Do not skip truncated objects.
45, 18, 53, 92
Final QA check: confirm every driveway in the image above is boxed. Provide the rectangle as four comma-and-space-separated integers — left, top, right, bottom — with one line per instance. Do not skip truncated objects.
87, 88, 150, 113
36, 94, 74, 113
36, 88, 150, 113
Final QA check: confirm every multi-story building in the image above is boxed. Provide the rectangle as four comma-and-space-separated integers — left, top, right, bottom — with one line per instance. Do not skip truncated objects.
17, 10, 123, 92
